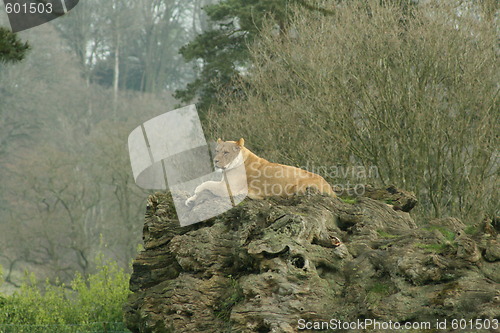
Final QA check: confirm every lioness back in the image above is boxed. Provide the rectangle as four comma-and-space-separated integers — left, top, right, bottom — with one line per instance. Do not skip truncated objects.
216, 138, 335, 199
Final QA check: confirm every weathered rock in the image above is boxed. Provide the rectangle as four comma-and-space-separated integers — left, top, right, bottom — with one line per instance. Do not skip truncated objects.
336, 184, 417, 212
124, 188, 499, 333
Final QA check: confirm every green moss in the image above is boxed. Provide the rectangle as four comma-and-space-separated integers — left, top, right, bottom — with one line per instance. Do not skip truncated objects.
464, 225, 479, 235
416, 226, 457, 253
424, 226, 456, 242
379, 243, 394, 250
293, 212, 309, 217
236, 199, 249, 206
365, 282, 392, 308
340, 197, 357, 204
415, 242, 450, 253
377, 230, 399, 239
367, 282, 391, 295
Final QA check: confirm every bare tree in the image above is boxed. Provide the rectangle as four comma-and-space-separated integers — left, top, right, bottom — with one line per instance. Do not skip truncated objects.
208, 0, 499, 223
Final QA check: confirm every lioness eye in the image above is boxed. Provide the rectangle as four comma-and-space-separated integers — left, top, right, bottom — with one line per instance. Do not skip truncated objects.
224, 152, 228, 155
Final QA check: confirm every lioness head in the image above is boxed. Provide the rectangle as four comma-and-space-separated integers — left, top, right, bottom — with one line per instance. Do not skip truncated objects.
214, 138, 244, 170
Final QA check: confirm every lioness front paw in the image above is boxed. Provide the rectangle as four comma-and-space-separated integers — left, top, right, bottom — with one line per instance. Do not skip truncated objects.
185, 195, 196, 207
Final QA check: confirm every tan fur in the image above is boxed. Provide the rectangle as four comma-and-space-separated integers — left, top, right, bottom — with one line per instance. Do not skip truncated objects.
186, 138, 335, 206
232, 139, 335, 199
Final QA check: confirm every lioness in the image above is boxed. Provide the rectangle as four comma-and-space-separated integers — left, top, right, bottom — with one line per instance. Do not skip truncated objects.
185, 138, 335, 206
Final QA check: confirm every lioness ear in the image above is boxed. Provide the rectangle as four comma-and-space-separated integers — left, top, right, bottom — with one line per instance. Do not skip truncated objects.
236, 138, 245, 147
217, 138, 222, 143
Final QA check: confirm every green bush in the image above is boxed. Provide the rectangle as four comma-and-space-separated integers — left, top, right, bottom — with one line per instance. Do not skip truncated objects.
0, 258, 130, 328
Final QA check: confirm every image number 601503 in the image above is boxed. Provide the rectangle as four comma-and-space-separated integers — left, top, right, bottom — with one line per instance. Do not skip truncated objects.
4, 2, 53, 14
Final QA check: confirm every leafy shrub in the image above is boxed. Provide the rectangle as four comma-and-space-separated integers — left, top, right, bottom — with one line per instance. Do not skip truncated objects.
0, 258, 130, 327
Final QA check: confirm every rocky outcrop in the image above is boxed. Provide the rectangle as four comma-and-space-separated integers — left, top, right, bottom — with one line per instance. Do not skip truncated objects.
124, 187, 499, 333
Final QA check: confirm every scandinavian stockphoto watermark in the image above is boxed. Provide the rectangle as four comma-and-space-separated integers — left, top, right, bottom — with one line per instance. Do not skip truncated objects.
238, 161, 377, 198
299, 163, 379, 181
2, 0, 79, 32
300, 162, 379, 196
